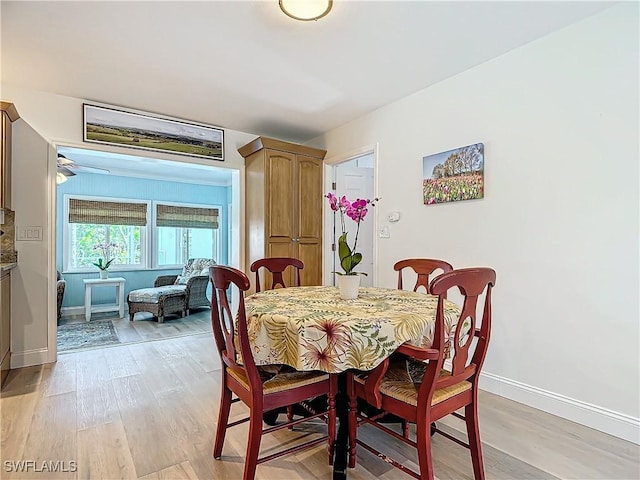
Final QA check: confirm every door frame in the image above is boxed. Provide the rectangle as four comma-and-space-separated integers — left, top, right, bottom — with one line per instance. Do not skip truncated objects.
323, 144, 379, 287
47, 141, 244, 364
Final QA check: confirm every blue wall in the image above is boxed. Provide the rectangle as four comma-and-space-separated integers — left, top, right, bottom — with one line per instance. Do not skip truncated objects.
56, 173, 229, 308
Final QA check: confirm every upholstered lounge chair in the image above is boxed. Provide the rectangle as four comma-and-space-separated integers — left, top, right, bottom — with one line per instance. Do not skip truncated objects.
127, 258, 216, 323
56, 270, 66, 322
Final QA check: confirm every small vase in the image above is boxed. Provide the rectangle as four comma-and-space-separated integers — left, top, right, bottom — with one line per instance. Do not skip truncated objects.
99, 270, 109, 279
337, 274, 360, 300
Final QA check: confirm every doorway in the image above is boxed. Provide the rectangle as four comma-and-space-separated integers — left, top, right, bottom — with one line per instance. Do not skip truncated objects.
52, 145, 240, 354
325, 149, 377, 287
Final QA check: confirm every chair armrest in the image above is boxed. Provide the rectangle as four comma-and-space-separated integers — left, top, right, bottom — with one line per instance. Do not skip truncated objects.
185, 274, 209, 293
155, 275, 178, 287
396, 343, 440, 361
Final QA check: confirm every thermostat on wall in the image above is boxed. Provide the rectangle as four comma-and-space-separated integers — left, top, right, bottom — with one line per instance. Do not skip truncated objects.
387, 211, 401, 223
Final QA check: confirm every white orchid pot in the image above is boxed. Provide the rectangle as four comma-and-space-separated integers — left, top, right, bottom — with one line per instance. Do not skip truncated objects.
338, 275, 360, 300
99, 270, 109, 279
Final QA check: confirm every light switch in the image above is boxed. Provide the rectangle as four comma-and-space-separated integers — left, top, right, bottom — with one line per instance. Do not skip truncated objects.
17, 226, 43, 241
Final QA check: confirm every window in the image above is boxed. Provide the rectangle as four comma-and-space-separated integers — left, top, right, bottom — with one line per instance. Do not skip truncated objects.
65, 196, 148, 271
155, 202, 220, 267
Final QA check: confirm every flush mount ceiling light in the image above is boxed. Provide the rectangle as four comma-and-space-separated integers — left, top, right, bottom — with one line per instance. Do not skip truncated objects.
279, 0, 332, 21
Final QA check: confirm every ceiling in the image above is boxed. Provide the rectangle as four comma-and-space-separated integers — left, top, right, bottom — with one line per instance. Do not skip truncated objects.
57, 146, 234, 186
1, 1, 613, 145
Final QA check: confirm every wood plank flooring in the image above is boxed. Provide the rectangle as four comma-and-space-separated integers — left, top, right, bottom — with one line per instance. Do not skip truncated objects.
1, 333, 638, 479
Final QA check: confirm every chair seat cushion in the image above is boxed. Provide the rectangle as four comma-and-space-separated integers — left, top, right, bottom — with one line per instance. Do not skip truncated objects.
227, 366, 329, 395
355, 360, 471, 407
128, 285, 186, 303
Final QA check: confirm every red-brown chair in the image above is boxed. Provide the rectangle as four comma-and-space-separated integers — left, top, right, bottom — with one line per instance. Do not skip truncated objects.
347, 267, 496, 480
250, 257, 304, 292
210, 265, 337, 480
394, 258, 453, 293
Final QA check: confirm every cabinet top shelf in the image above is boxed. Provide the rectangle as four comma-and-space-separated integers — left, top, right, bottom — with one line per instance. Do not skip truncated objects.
238, 136, 326, 160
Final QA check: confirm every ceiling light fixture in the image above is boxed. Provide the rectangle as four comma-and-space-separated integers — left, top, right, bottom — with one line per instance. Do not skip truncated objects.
279, 0, 332, 21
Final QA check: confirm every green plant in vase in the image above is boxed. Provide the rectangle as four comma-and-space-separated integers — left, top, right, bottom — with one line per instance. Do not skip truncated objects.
92, 242, 117, 278
326, 192, 379, 276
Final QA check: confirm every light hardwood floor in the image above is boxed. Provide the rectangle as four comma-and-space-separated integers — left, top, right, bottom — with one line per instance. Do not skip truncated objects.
58, 308, 213, 350
1, 333, 638, 479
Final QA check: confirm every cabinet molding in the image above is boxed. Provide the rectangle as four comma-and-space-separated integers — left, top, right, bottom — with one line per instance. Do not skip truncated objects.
240, 137, 326, 290
0, 102, 20, 122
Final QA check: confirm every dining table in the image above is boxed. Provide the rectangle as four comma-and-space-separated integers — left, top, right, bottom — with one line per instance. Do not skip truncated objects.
244, 285, 462, 479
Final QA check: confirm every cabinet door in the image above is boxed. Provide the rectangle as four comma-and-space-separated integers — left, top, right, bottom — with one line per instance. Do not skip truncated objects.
1, 112, 11, 209
0, 272, 10, 382
266, 150, 295, 241
296, 155, 323, 286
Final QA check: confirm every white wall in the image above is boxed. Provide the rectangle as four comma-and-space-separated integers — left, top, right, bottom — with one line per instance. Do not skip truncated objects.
1, 84, 257, 367
10, 120, 51, 366
313, 4, 639, 442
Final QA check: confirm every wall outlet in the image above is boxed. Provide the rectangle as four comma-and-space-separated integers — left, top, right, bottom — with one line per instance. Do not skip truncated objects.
379, 226, 390, 238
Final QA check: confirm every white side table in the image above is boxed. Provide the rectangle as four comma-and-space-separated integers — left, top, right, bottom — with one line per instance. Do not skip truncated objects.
83, 277, 126, 322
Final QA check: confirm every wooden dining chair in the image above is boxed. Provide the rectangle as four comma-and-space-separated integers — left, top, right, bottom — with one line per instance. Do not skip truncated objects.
346, 267, 496, 480
394, 258, 453, 293
250, 257, 304, 292
209, 265, 337, 480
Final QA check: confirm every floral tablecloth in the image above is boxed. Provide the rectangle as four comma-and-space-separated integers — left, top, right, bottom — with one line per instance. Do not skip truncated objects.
244, 286, 461, 374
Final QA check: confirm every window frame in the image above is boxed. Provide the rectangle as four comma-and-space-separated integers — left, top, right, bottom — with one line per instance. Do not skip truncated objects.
63, 194, 151, 273
151, 200, 222, 269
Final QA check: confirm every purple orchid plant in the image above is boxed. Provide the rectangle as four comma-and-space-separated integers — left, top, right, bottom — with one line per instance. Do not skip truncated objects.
326, 192, 379, 275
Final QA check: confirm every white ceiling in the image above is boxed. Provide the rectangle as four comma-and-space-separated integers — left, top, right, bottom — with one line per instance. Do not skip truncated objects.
57, 146, 234, 186
4, 1, 616, 183
2, 1, 613, 146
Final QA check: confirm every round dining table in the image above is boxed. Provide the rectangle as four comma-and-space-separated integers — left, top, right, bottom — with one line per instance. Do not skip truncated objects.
244, 285, 462, 373
244, 285, 462, 479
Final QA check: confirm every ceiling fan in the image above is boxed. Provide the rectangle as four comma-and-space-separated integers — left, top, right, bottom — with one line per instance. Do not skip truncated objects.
56, 154, 110, 183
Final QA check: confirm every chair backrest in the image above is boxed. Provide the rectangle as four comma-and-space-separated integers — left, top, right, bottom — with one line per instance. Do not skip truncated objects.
394, 258, 453, 293
183, 258, 216, 276
209, 265, 263, 393
429, 267, 496, 390
250, 257, 304, 292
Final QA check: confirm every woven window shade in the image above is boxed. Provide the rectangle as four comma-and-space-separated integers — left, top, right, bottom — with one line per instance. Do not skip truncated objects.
69, 199, 148, 226
156, 204, 219, 229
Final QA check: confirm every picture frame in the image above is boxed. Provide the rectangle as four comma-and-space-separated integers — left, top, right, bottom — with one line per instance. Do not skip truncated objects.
83, 104, 224, 161
422, 142, 484, 205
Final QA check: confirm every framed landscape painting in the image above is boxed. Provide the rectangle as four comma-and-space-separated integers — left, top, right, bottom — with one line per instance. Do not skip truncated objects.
422, 143, 484, 205
83, 104, 224, 161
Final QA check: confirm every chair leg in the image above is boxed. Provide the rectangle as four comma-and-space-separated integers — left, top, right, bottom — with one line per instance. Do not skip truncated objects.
287, 405, 294, 429
416, 418, 435, 480
213, 383, 232, 459
243, 409, 263, 480
328, 375, 337, 465
465, 401, 485, 480
402, 420, 410, 438
347, 374, 358, 469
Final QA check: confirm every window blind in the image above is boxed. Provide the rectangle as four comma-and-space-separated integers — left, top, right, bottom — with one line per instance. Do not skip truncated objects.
156, 204, 219, 229
68, 199, 148, 226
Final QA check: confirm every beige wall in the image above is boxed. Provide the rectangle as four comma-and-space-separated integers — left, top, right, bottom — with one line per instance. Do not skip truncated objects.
313, 4, 639, 442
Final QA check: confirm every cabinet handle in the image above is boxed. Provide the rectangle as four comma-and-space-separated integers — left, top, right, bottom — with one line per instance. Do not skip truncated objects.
292, 238, 300, 242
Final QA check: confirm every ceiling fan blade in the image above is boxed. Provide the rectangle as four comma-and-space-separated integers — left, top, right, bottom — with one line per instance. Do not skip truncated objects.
72, 165, 111, 175
57, 154, 110, 174
57, 166, 76, 177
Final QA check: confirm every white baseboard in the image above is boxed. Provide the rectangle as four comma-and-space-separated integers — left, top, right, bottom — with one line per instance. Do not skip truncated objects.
61, 305, 129, 318
61, 306, 85, 317
480, 371, 640, 445
10, 348, 53, 369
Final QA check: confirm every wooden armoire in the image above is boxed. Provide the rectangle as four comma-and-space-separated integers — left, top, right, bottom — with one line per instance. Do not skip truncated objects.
239, 137, 326, 289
